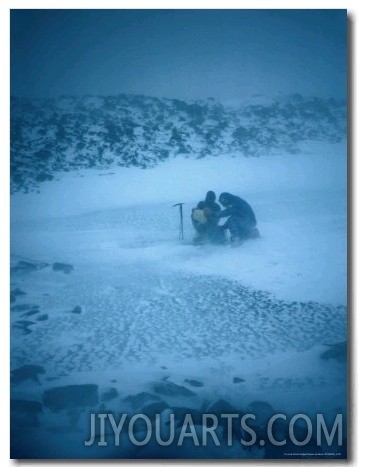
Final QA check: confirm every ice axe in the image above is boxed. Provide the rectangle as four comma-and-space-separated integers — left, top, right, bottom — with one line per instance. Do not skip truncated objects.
172, 203, 185, 241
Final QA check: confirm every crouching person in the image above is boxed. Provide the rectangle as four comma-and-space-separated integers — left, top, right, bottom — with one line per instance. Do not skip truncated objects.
218, 192, 259, 244
191, 191, 225, 244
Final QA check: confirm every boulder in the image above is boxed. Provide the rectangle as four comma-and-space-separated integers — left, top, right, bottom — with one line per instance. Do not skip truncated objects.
124, 392, 161, 410
321, 341, 347, 363
52, 262, 74, 274
10, 288, 26, 303
152, 381, 196, 398
101, 387, 119, 402
233, 377, 245, 384
184, 379, 204, 388
11, 399, 43, 427
11, 364, 45, 384
43, 384, 99, 412
11, 260, 48, 274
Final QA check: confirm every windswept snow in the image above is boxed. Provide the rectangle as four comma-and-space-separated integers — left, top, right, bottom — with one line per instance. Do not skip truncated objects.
10, 145, 347, 458
11, 143, 347, 304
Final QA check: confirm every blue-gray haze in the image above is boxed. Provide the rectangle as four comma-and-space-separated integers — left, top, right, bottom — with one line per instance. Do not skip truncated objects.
11, 9, 347, 101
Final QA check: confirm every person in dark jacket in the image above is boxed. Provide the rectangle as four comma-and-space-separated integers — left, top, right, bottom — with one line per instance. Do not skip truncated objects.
191, 191, 225, 244
218, 192, 259, 242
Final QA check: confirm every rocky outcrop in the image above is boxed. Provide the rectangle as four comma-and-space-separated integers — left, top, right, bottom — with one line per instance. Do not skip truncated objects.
11, 93, 346, 193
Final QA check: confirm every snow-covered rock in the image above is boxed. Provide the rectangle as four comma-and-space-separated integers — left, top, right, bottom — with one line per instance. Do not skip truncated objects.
10, 93, 346, 193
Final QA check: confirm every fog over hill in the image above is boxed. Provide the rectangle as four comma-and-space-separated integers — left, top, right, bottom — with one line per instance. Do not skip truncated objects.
10, 93, 346, 193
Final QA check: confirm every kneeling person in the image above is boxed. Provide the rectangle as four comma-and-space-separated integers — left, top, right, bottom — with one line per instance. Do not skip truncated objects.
191, 191, 224, 244
218, 192, 259, 243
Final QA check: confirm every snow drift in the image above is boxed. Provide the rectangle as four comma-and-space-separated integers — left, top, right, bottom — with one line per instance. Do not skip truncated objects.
10, 141, 347, 459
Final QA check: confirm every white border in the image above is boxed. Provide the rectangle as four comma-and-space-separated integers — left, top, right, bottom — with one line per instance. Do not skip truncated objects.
2, 2, 367, 466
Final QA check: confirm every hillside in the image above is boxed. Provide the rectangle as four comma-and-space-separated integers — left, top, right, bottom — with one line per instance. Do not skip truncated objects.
10, 93, 346, 193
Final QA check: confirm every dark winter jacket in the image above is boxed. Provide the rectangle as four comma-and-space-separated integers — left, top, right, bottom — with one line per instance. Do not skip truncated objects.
218, 193, 257, 226
196, 200, 221, 226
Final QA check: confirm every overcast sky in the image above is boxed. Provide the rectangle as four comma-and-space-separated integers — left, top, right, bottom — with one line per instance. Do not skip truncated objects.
10, 9, 347, 101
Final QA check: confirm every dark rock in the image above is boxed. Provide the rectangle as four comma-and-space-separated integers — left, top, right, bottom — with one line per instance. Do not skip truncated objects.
152, 381, 196, 398
321, 341, 347, 363
36, 314, 49, 321
128, 404, 169, 438
242, 401, 280, 447
12, 261, 37, 272
11, 304, 39, 313
35, 171, 53, 182
43, 384, 99, 412
52, 262, 74, 274
11, 399, 43, 427
34, 149, 52, 161
13, 320, 37, 335
207, 399, 243, 441
199, 399, 210, 412
10, 288, 26, 303
245, 401, 275, 427
101, 387, 119, 402
233, 377, 245, 384
14, 320, 35, 326
140, 401, 169, 420
208, 399, 238, 417
11, 364, 46, 384
15, 327, 33, 335
11, 398, 42, 414
22, 309, 40, 318
11, 260, 48, 274
184, 379, 204, 388
124, 392, 161, 410
11, 95, 347, 194
71, 306, 82, 314
170, 406, 203, 426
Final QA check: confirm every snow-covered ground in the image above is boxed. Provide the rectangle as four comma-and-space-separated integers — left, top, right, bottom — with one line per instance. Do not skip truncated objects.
10, 144, 347, 459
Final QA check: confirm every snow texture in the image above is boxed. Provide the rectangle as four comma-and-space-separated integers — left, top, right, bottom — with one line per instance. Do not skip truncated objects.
10, 141, 347, 459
